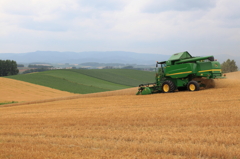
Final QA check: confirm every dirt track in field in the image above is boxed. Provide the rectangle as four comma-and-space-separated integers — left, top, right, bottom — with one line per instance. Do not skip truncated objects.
0, 72, 240, 158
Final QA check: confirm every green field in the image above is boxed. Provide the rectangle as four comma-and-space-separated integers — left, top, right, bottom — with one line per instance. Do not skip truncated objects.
6, 69, 155, 94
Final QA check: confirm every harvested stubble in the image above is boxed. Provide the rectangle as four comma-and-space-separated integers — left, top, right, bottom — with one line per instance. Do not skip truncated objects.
0, 72, 240, 159
0, 77, 75, 103
1, 87, 137, 108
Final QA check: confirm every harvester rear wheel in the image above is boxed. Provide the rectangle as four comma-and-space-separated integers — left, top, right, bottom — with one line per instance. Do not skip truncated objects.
187, 81, 200, 91
162, 80, 175, 93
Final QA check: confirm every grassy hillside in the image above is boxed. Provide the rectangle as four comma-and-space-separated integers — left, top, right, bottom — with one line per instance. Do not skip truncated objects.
6, 69, 155, 94
70, 69, 155, 86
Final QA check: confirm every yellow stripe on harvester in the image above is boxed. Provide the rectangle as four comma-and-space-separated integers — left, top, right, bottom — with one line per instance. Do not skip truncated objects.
166, 71, 192, 76
198, 69, 222, 73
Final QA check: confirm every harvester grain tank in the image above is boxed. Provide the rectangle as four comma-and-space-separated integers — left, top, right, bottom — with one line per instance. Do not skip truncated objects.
136, 51, 224, 95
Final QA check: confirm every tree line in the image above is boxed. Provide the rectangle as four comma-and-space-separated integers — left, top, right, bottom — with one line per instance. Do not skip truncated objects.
28, 64, 53, 68
0, 60, 19, 76
22, 68, 50, 74
221, 59, 238, 73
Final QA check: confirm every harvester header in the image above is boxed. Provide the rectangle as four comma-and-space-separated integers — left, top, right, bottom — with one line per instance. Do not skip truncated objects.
137, 51, 224, 95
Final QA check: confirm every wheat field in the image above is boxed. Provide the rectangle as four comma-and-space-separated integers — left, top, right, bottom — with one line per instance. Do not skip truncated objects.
1, 72, 240, 159
0, 78, 76, 103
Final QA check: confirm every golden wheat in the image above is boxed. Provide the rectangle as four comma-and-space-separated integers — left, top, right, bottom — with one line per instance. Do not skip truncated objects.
0, 77, 75, 103
0, 72, 240, 158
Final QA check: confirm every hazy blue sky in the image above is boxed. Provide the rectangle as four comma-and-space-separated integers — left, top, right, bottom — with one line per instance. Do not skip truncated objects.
0, 0, 239, 56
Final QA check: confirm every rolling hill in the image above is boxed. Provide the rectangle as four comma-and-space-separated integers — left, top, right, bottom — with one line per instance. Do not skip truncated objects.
6, 69, 155, 94
0, 72, 240, 158
0, 78, 76, 103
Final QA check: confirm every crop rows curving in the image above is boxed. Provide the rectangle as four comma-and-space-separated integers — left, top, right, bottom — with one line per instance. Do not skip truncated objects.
70, 69, 155, 87
6, 69, 155, 94
6, 71, 116, 94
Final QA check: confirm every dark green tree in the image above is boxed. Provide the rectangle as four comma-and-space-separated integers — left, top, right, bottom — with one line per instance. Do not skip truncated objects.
17, 64, 24, 67
122, 66, 134, 69
221, 59, 238, 73
103, 66, 114, 69
22, 68, 49, 74
0, 60, 19, 76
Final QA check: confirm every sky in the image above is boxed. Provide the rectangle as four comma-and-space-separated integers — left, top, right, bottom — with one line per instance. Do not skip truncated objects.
0, 0, 239, 56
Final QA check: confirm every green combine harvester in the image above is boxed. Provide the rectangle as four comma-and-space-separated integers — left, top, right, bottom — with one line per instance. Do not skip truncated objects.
136, 51, 225, 95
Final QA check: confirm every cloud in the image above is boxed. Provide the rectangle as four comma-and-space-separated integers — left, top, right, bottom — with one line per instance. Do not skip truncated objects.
0, 0, 128, 32
0, 0, 239, 56
0, 0, 79, 32
142, 0, 217, 13
79, 0, 127, 11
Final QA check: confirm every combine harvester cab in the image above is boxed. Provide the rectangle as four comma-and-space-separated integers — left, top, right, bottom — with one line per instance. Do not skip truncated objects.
137, 51, 225, 95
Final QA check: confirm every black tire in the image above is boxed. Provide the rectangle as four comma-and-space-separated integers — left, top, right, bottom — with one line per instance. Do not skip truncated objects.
178, 87, 187, 91
187, 81, 200, 91
162, 80, 175, 93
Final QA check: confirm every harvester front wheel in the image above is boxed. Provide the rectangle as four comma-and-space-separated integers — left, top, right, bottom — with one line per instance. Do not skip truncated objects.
187, 81, 200, 91
162, 80, 175, 93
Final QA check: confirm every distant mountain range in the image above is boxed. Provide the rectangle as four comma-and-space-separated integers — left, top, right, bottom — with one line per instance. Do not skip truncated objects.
0, 51, 170, 65
0, 51, 239, 67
